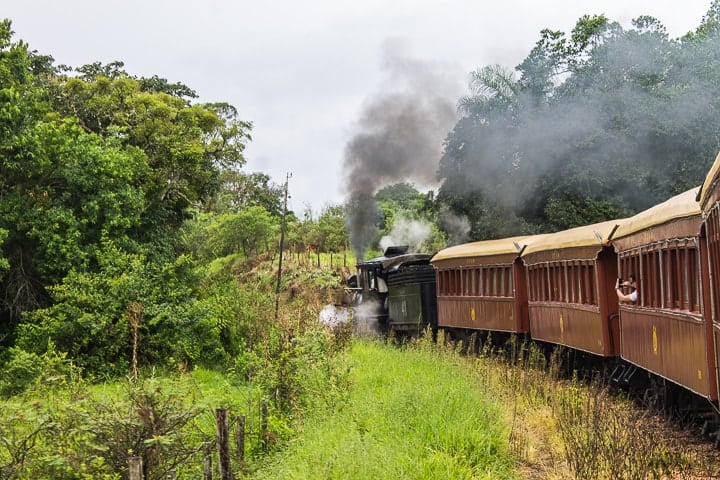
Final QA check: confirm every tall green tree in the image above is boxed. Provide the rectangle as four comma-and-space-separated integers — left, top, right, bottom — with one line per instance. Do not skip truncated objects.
208, 170, 284, 216
0, 22, 147, 340
50, 65, 253, 243
438, 7, 720, 238
316, 205, 349, 253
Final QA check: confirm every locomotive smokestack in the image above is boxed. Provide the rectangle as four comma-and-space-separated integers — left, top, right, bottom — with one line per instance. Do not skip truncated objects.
343, 41, 461, 260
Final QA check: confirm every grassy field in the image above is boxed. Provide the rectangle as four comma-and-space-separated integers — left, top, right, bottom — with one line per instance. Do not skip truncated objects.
252, 338, 517, 480
248, 334, 720, 480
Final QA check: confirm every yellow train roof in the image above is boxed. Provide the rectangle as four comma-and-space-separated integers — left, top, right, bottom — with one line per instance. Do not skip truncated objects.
521, 219, 621, 255
699, 151, 720, 208
612, 187, 700, 240
431, 236, 528, 263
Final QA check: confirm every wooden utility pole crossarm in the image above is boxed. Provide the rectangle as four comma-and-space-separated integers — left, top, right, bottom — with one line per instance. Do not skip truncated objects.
275, 172, 291, 320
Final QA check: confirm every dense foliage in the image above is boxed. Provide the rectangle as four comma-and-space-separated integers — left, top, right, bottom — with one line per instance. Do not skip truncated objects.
3, 2, 720, 386
438, 2, 720, 239
3, 4, 720, 474
0, 16, 354, 392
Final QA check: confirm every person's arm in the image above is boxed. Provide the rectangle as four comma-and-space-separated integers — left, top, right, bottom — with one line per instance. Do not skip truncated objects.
615, 277, 633, 302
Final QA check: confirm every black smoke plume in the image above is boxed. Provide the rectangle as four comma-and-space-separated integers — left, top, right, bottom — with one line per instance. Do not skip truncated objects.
343, 41, 461, 260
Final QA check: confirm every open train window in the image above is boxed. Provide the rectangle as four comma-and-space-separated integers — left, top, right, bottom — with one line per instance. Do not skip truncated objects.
619, 243, 700, 313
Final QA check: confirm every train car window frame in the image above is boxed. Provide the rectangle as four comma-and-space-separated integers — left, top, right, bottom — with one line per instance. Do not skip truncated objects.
618, 241, 700, 313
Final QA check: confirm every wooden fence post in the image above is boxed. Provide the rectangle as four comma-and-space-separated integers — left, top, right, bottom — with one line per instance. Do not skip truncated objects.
128, 456, 143, 480
216, 408, 232, 480
203, 441, 213, 480
262, 401, 269, 452
235, 415, 246, 461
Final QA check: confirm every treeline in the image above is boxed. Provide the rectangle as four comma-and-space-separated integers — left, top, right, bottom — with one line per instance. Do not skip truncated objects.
0, 19, 356, 388
436, 2, 720, 239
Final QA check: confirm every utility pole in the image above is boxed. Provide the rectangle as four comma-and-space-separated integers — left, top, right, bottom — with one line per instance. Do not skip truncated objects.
275, 172, 291, 320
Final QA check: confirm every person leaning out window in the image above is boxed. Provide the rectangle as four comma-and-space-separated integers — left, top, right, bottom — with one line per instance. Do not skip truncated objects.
615, 273, 637, 303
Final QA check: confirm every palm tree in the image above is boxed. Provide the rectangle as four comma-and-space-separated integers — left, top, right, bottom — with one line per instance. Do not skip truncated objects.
457, 64, 519, 117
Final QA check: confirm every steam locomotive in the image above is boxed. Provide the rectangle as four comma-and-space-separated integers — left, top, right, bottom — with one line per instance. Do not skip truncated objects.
349, 245, 437, 336
351, 150, 720, 443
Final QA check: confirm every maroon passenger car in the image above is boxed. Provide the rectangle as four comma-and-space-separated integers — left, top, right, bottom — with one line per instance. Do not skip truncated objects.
431, 236, 537, 334
699, 151, 720, 402
521, 220, 622, 356
611, 187, 715, 400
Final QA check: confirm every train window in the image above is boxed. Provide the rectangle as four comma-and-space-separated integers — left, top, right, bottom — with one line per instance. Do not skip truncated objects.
554, 263, 562, 302
470, 268, 476, 296
536, 266, 543, 301
586, 264, 596, 305
652, 250, 661, 308
507, 266, 514, 296
500, 267, 506, 296
573, 262, 583, 303
641, 250, 650, 307
492, 268, 498, 296
492, 267, 502, 297
571, 264, 578, 304
674, 247, 683, 309
544, 266, 550, 301
683, 248, 690, 311
655, 249, 663, 308
499, 267, 505, 296
688, 248, 700, 313
640, 250, 650, 307
504, 267, 510, 296
527, 267, 535, 301
528, 267, 536, 301
666, 248, 676, 309
573, 264, 580, 304
529, 268, 536, 301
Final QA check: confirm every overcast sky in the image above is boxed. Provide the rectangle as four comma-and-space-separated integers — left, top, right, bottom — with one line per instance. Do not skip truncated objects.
3, 0, 713, 215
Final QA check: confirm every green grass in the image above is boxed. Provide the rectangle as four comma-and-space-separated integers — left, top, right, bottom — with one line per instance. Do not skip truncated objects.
251, 339, 518, 480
